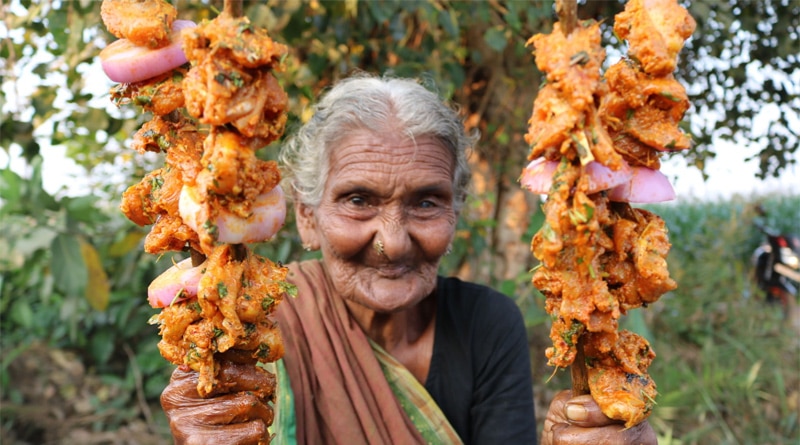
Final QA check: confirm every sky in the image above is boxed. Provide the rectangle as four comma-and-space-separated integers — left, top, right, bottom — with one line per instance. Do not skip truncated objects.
660, 143, 799, 201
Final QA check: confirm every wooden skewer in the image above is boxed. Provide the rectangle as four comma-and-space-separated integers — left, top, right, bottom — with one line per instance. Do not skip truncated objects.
571, 334, 590, 395
223, 0, 243, 18
555, 0, 578, 36
190, 247, 206, 267
554, 0, 590, 396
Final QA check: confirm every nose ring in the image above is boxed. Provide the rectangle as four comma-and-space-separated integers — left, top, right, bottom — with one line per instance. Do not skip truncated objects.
373, 240, 385, 256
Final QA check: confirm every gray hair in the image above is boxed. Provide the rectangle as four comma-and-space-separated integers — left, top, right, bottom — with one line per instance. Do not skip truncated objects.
279, 73, 476, 212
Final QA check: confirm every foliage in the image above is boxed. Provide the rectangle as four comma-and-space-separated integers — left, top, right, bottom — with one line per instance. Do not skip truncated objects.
0, 158, 173, 439
680, 0, 800, 179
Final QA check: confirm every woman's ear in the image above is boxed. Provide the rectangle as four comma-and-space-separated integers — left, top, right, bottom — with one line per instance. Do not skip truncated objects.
295, 202, 320, 250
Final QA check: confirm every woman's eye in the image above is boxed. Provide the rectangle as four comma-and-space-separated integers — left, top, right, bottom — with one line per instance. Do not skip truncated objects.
418, 200, 436, 209
348, 196, 368, 207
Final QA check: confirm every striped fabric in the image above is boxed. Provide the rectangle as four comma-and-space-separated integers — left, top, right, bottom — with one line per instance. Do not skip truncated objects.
370, 340, 464, 445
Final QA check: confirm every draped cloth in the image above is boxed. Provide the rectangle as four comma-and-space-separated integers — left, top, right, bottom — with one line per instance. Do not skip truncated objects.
274, 259, 460, 444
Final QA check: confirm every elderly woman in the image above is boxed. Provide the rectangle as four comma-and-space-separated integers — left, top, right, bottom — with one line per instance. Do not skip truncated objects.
161, 74, 657, 445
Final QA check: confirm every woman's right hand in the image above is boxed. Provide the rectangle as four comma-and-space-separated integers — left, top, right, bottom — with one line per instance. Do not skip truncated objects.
541, 390, 657, 445
160, 360, 275, 445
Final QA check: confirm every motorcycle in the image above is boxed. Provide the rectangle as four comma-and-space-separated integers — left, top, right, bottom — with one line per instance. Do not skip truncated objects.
751, 216, 800, 316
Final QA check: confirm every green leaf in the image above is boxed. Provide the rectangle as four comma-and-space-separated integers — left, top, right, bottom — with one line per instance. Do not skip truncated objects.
15, 226, 59, 258
65, 195, 105, 224
51, 233, 88, 298
88, 327, 116, 365
483, 27, 507, 52
0, 168, 24, 214
9, 300, 35, 328
26, 156, 59, 214
82, 108, 110, 133
438, 9, 459, 38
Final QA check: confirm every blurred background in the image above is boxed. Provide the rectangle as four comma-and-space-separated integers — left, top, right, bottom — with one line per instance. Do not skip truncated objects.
2, 1, 798, 444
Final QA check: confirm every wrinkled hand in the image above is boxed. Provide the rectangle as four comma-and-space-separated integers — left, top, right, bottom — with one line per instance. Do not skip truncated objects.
541, 390, 657, 445
161, 360, 275, 445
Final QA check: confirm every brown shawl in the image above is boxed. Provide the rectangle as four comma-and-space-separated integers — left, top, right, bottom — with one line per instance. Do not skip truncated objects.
275, 260, 426, 445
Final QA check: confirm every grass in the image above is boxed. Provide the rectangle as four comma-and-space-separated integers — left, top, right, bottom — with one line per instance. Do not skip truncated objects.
625, 194, 799, 444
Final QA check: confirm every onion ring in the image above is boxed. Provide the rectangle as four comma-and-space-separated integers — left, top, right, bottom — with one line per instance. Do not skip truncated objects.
607, 167, 676, 203
147, 257, 203, 308
100, 20, 196, 84
521, 159, 634, 195
519, 158, 559, 194
179, 185, 287, 245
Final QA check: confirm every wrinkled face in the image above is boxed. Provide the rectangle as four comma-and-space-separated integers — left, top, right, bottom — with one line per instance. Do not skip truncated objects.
296, 130, 457, 313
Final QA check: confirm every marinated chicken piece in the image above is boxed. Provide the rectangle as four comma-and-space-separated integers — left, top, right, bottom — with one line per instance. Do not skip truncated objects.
110, 68, 189, 116
130, 113, 204, 156
525, 19, 628, 171
526, 2, 692, 426
614, 0, 697, 76
524, 85, 579, 161
603, 61, 690, 119
101, 0, 177, 48
608, 131, 662, 170
602, 205, 676, 311
196, 131, 281, 198
144, 214, 199, 254
527, 21, 605, 113
182, 13, 287, 69
600, 61, 692, 151
120, 169, 160, 226
152, 244, 288, 396
158, 300, 203, 344
630, 209, 677, 300
183, 55, 288, 141
182, 13, 288, 142
175, 130, 283, 254
584, 330, 657, 428
120, 158, 200, 254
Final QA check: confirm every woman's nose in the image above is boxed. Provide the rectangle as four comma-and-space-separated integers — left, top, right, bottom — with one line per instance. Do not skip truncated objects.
374, 211, 412, 259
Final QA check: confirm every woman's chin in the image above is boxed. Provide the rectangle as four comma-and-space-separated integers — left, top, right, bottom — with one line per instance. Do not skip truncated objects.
357, 277, 434, 313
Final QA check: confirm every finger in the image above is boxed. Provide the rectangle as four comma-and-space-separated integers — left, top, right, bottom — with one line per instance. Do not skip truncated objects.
173, 420, 268, 445
208, 361, 276, 398
550, 421, 656, 445
562, 394, 621, 428
211, 392, 275, 425
162, 361, 276, 407
169, 392, 274, 426
162, 366, 204, 410
545, 390, 573, 423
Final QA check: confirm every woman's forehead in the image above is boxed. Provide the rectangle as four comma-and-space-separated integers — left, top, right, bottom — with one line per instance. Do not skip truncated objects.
325, 131, 455, 191
329, 131, 453, 170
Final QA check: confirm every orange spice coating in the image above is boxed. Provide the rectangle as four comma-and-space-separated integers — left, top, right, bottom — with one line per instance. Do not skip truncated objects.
525, 0, 693, 428
100, 0, 177, 48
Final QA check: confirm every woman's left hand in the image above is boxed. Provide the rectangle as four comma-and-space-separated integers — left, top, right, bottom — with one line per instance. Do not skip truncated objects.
160, 360, 275, 445
541, 390, 657, 445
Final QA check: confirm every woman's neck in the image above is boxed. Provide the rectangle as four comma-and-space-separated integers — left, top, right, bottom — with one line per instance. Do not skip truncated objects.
344, 294, 436, 352
345, 294, 437, 384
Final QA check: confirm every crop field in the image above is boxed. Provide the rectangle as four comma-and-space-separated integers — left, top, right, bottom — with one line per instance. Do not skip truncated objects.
526, 193, 800, 444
